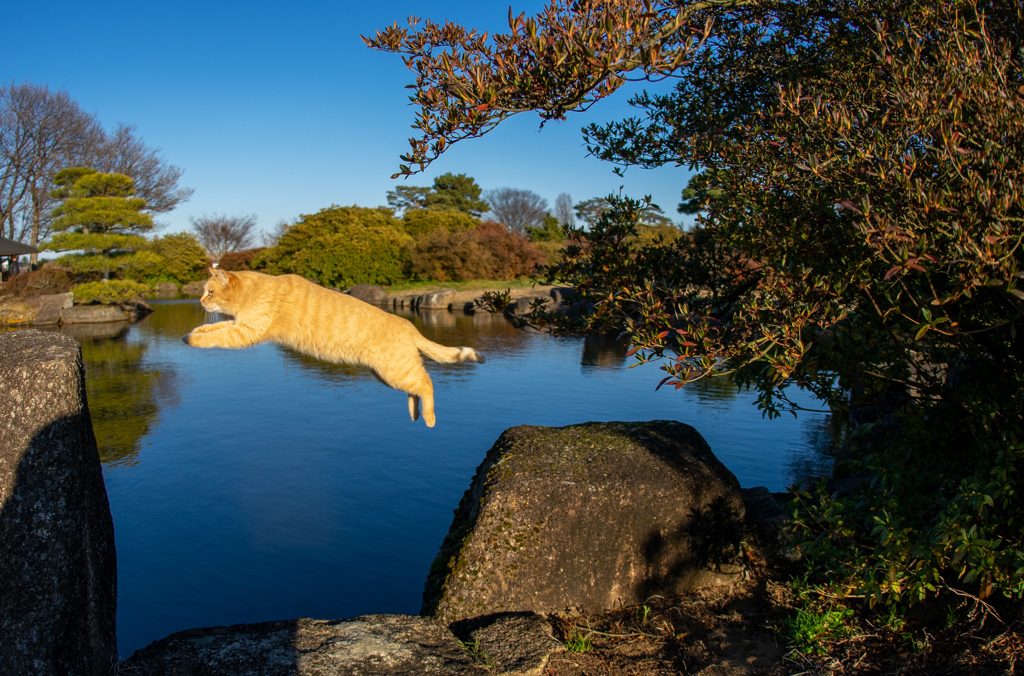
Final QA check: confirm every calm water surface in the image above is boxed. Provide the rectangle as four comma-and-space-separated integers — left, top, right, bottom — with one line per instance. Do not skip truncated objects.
64, 300, 830, 656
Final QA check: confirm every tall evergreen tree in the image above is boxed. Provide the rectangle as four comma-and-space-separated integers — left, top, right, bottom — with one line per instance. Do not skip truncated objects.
45, 167, 154, 277
387, 172, 488, 217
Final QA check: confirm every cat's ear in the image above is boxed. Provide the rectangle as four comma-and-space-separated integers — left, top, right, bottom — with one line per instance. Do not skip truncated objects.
210, 266, 230, 285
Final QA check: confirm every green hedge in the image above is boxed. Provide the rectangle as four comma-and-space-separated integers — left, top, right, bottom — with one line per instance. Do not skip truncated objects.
253, 206, 411, 287
71, 280, 150, 304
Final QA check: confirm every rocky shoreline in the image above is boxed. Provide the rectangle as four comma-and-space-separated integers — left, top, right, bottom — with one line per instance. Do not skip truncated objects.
0, 291, 153, 327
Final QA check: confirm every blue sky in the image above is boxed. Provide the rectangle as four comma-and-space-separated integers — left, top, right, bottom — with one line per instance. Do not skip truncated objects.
3, 0, 691, 238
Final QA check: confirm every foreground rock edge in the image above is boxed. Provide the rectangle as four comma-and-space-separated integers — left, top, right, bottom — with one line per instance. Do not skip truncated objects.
122, 612, 563, 676
0, 330, 117, 676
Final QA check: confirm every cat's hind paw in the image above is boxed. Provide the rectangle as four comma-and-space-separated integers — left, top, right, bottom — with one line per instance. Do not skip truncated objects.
458, 347, 485, 363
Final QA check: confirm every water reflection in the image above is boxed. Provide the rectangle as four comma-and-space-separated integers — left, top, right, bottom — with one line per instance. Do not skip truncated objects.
579, 333, 744, 406
581, 333, 630, 371
4, 302, 198, 467
785, 415, 839, 487
73, 325, 176, 467
279, 348, 374, 384
396, 307, 522, 349
688, 372, 744, 403
136, 299, 211, 338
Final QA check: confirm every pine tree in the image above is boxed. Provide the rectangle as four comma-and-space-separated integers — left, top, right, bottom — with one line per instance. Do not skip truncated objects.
45, 167, 155, 278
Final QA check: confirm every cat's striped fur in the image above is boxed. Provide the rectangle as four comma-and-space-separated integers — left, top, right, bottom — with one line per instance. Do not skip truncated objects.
184, 268, 484, 427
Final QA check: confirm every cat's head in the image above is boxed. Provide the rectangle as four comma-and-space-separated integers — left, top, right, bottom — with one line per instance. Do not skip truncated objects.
200, 267, 242, 315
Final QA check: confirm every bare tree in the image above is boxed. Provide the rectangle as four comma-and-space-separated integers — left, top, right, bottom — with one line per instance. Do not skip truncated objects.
484, 187, 548, 235
88, 123, 194, 213
554, 192, 575, 227
190, 213, 259, 262
261, 219, 290, 247
0, 82, 193, 263
0, 82, 101, 261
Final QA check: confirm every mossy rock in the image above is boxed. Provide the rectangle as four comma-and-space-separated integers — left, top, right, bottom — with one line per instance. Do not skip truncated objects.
424, 421, 746, 625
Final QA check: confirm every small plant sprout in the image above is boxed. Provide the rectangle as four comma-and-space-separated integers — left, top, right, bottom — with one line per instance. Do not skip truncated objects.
565, 628, 594, 653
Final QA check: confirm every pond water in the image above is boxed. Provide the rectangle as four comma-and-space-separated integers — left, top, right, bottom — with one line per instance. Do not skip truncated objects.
59, 300, 830, 656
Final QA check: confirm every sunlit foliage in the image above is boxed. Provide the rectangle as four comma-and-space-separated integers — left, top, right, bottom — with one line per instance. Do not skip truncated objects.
253, 206, 412, 288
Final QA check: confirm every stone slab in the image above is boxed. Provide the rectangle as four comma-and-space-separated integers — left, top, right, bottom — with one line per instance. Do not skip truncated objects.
60, 304, 130, 324
0, 292, 73, 326
124, 614, 490, 675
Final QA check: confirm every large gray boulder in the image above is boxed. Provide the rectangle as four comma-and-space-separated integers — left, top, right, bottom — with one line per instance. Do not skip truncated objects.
417, 289, 457, 309
345, 284, 388, 304
125, 615, 491, 676
0, 330, 117, 675
424, 421, 746, 625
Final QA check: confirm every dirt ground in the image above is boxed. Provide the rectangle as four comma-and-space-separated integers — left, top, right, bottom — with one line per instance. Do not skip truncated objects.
537, 557, 1023, 676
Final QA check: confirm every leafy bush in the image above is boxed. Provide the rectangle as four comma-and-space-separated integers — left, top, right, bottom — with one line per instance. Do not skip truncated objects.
71, 280, 150, 305
532, 239, 566, 266
407, 226, 482, 282
123, 232, 209, 284
525, 214, 563, 242
633, 223, 682, 246
0, 268, 72, 298
219, 247, 266, 271
383, 0, 1024, 610
253, 206, 411, 287
408, 220, 545, 282
474, 221, 546, 279
402, 208, 478, 238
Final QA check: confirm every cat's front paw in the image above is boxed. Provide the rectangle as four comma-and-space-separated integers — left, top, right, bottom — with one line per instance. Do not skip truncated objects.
183, 332, 204, 347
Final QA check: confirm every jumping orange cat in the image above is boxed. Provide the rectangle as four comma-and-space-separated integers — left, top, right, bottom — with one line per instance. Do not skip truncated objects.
184, 268, 484, 427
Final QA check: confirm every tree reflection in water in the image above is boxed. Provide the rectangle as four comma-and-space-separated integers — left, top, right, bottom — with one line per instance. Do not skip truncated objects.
582, 332, 743, 403
581, 333, 629, 371
61, 316, 179, 467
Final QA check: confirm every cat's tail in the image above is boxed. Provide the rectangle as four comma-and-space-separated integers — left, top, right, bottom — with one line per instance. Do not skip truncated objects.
415, 336, 486, 364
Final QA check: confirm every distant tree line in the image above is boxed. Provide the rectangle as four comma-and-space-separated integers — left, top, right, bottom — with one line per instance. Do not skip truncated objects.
1, 79, 682, 294
232, 172, 684, 288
